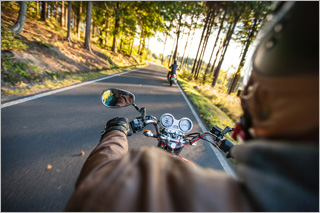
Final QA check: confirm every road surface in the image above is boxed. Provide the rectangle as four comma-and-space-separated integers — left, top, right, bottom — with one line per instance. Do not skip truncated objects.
1, 63, 234, 211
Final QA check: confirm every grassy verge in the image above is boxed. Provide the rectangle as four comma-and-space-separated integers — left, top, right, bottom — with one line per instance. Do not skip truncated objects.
177, 75, 241, 143
2, 63, 147, 98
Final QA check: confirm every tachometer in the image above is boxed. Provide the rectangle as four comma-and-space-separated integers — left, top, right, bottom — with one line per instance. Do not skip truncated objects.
179, 118, 193, 132
160, 113, 174, 128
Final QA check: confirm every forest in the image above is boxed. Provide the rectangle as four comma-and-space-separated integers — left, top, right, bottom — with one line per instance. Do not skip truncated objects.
1, 1, 272, 98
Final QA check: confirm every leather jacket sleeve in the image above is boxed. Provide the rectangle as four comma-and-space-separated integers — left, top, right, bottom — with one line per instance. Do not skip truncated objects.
74, 130, 128, 188
65, 130, 252, 212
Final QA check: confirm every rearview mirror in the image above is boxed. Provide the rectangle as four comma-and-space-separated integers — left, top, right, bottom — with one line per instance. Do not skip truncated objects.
101, 88, 135, 108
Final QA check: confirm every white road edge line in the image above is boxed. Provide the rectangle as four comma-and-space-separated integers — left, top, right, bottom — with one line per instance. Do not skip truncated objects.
176, 82, 237, 179
1, 69, 138, 109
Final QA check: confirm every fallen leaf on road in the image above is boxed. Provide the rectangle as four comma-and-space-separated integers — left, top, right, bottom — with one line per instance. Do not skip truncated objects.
47, 164, 52, 170
81, 151, 85, 156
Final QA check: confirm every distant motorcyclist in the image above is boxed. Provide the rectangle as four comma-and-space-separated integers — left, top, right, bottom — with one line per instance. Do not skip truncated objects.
65, 2, 318, 212
167, 60, 178, 79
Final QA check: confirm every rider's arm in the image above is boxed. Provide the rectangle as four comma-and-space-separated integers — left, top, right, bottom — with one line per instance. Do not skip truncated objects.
75, 130, 128, 187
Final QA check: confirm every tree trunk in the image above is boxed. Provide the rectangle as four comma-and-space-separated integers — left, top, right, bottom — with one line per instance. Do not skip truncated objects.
77, 1, 82, 39
194, 9, 216, 79
49, 2, 53, 18
211, 21, 233, 88
12, 1, 27, 35
66, 1, 72, 42
191, 9, 210, 75
172, 15, 182, 62
130, 39, 134, 56
228, 74, 240, 94
180, 23, 192, 69
194, 16, 215, 79
92, 21, 95, 38
105, 18, 109, 46
61, 1, 64, 26
203, 9, 227, 83
184, 57, 190, 70
211, 12, 242, 88
210, 39, 224, 75
41, 1, 47, 21
119, 37, 123, 52
172, 28, 181, 62
138, 32, 142, 55
161, 34, 168, 64
228, 16, 259, 94
36, 1, 40, 17
65, 4, 68, 27
112, 3, 120, 53
84, 1, 92, 51
55, 1, 58, 21
182, 24, 196, 70
141, 37, 146, 56
112, 18, 120, 53
169, 36, 177, 66
72, 8, 76, 30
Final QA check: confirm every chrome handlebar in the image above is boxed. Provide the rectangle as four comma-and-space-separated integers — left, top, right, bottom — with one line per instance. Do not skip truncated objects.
130, 115, 234, 157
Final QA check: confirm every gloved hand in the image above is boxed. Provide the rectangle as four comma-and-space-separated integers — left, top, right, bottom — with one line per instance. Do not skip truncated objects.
100, 117, 131, 140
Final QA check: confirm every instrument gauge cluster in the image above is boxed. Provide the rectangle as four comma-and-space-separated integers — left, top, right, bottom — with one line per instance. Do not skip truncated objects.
160, 113, 193, 134
160, 114, 174, 127
179, 118, 193, 132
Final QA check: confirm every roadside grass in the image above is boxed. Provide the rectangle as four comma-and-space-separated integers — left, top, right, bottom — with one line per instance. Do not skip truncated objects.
1, 25, 29, 51
1, 64, 147, 97
177, 76, 241, 143
178, 69, 242, 122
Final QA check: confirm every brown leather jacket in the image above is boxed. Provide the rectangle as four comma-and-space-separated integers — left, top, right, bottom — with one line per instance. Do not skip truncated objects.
65, 130, 319, 212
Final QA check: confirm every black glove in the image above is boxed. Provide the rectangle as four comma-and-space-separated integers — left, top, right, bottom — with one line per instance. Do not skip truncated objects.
100, 117, 131, 140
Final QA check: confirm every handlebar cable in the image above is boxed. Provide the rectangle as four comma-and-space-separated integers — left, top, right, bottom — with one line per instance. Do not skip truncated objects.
189, 132, 224, 151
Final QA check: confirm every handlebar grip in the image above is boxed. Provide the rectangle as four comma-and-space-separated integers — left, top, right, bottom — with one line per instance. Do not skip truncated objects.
219, 139, 234, 154
129, 118, 144, 133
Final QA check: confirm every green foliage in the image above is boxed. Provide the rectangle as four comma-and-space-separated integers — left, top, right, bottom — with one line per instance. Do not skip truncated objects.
27, 1, 38, 16
235, 1, 272, 45
1, 57, 33, 84
1, 25, 29, 50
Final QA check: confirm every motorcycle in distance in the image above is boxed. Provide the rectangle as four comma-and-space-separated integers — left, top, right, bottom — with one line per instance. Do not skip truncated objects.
101, 88, 235, 166
167, 71, 177, 86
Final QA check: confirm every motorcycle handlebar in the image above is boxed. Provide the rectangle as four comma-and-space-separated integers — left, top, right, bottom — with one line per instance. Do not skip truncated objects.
129, 116, 234, 157
129, 116, 157, 134
219, 138, 234, 154
188, 132, 234, 157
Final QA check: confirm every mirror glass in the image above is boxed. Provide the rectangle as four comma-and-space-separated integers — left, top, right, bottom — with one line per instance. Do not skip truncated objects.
101, 88, 135, 108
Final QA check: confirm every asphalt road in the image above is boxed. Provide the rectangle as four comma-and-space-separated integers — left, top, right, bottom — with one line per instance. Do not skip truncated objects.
1, 63, 234, 212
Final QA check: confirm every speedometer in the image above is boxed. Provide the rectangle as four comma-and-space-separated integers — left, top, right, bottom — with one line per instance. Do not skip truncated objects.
179, 118, 193, 132
160, 113, 174, 127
